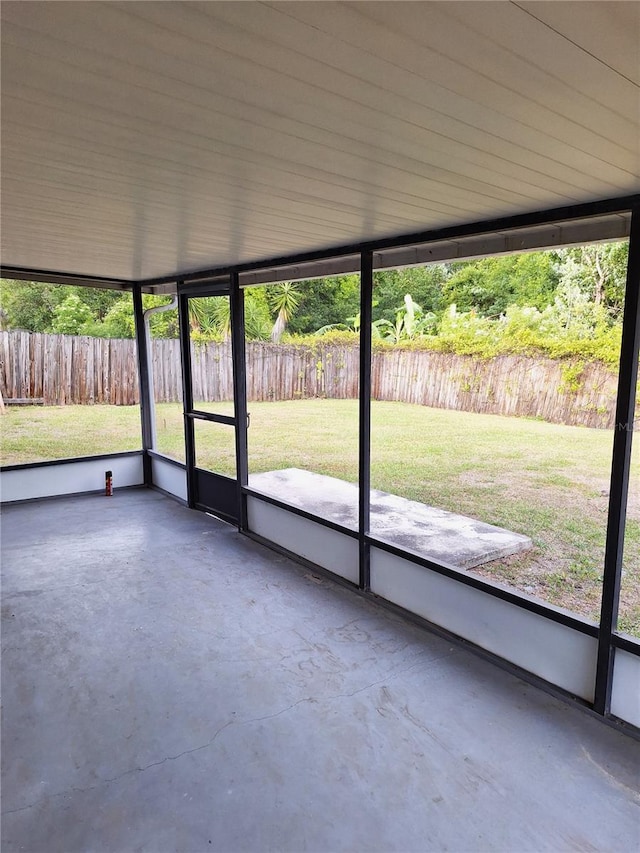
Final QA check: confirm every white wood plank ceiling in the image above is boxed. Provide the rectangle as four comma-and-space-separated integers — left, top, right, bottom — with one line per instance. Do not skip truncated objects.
1, 1, 638, 282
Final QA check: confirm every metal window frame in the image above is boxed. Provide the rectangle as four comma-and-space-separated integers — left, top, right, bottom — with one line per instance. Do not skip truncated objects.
172, 194, 638, 726
132, 285, 153, 486
4, 193, 640, 729
359, 250, 373, 591
230, 271, 249, 531
594, 204, 640, 714
177, 285, 196, 509
0, 450, 143, 473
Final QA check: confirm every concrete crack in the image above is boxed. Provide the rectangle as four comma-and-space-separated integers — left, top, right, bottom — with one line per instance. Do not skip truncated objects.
3, 648, 456, 817
238, 698, 312, 725
326, 653, 445, 701
1, 721, 234, 817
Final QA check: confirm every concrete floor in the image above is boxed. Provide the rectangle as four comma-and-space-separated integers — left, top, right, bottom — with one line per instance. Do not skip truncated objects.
2, 489, 639, 853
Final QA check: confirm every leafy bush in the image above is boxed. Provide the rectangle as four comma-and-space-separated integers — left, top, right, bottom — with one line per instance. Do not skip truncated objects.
50, 293, 94, 335
281, 300, 623, 367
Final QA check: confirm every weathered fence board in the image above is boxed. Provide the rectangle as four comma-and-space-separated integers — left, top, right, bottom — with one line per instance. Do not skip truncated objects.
0, 332, 140, 406
0, 331, 626, 428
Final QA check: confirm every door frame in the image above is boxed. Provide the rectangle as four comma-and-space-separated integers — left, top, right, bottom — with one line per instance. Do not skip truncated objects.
177, 273, 248, 527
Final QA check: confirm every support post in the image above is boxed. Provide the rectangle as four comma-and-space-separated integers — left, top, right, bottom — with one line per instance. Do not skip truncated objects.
132, 284, 153, 486
178, 287, 196, 508
359, 250, 373, 590
230, 272, 249, 530
594, 205, 640, 715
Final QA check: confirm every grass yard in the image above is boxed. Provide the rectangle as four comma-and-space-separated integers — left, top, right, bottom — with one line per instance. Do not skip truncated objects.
1, 404, 143, 462
2, 399, 638, 635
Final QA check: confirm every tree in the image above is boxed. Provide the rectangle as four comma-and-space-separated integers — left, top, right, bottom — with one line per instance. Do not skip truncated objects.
442, 252, 560, 317
66, 286, 123, 322
50, 293, 93, 334
373, 266, 448, 322
268, 282, 300, 343
243, 290, 272, 341
187, 291, 271, 341
558, 242, 628, 319
91, 295, 136, 338
187, 296, 232, 339
0, 280, 68, 331
0, 280, 123, 333
287, 275, 360, 334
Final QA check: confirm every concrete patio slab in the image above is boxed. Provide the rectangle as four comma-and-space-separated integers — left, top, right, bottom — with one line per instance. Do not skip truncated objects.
249, 468, 532, 569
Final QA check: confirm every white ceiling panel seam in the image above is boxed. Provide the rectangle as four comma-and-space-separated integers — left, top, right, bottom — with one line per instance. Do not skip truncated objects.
2, 1, 638, 280
3, 38, 632, 188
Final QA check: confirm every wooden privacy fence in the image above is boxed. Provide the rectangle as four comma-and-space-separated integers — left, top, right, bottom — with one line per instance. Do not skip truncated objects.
1, 331, 140, 405
0, 331, 624, 428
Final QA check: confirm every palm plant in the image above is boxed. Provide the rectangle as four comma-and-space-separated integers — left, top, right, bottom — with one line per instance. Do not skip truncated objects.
268, 283, 300, 343
375, 294, 437, 342
314, 298, 435, 341
244, 295, 271, 341
189, 297, 230, 339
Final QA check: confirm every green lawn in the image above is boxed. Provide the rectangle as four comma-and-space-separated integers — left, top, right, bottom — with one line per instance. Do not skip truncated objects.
2, 399, 638, 635
1, 404, 144, 462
